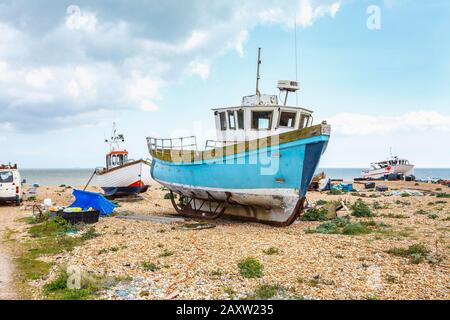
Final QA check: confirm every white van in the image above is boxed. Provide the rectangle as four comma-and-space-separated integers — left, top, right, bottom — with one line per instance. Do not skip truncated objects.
0, 164, 25, 206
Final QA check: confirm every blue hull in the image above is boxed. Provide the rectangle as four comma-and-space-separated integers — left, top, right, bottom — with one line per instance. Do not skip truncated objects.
102, 186, 145, 197
149, 125, 330, 225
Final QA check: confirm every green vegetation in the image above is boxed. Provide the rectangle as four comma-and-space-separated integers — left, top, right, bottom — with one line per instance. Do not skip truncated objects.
222, 286, 236, 299
342, 222, 371, 235
159, 249, 174, 257
315, 200, 328, 206
301, 208, 328, 221
15, 216, 100, 297
427, 213, 438, 220
306, 217, 388, 236
306, 221, 338, 234
238, 257, 263, 278
81, 227, 100, 240
142, 262, 160, 272
98, 246, 120, 254
43, 269, 113, 300
387, 244, 429, 264
380, 213, 408, 219
400, 193, 411, 197
385, 274, 398, 284
263, 247, 280, 255
395, 200, 411, 206
254, 284, 280, 299
351, 199, 373, 217
28, 215, 78, 238
210, 269, 223, 277
436, 193, 450, 198
415, 209, 428, 215
164, 192, 177, 199
328, 189, 343, 195
372, 201, 383, 210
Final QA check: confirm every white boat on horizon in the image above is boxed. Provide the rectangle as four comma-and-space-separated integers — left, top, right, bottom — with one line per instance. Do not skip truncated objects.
361, 156, 414, 179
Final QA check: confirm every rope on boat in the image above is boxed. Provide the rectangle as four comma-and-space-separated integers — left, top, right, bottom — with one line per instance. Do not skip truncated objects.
83, 169, 97, 191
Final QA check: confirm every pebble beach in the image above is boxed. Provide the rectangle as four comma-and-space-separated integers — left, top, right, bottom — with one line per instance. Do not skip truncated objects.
2, 181, 449, 300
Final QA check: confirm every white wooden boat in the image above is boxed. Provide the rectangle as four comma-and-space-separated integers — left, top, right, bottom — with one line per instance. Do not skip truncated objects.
95, 124, 151, 197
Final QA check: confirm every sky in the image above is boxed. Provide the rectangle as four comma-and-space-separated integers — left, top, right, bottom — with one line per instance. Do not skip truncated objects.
0, 0, 449, 168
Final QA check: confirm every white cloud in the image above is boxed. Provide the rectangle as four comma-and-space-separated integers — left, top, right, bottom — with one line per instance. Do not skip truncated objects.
258, 0, 341, 28
126, 74, 165, 112
0, 0, 344, 132
65, 6, 98, 32
183, 31, 209, 52
25, 69, 54, 88
297, 0, 341, 27
186, 60, 211, 80
328, 111, 450, 135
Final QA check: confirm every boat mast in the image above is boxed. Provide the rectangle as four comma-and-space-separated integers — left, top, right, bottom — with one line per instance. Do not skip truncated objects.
256, 48, 261, 96
105, 122, 125, 152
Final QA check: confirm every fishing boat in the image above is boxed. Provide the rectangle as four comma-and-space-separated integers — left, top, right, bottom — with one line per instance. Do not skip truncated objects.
95, 123, 152, 197
147, 49, 331, 226
361, 156, 414, 179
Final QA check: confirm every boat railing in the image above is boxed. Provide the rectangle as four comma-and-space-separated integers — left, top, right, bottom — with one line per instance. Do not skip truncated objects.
147, 136, 198, 152
204, 140, 241, 150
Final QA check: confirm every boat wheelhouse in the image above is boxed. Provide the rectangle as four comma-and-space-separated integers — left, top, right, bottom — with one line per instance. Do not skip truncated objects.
211, 93, 313, 145
147, 49, 330, 226
95, 123, 152, 197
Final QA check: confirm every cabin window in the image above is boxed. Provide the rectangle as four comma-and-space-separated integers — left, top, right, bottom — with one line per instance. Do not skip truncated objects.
237, 110, 244, 129
219, 112, 227, 131
228, 111, 236, 130
251, 111, 273, 130
279, 112, 296, 128
299, 114, 311, 129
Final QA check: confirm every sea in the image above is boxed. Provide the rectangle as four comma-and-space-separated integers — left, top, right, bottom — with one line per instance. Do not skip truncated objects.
19, 168, 450, 187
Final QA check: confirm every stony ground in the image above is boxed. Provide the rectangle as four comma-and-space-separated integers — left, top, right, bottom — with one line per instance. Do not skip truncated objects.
2, 181, 449, 300
0, 203, 28, 299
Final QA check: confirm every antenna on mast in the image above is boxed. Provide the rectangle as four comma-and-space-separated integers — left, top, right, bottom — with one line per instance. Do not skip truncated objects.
256, 48, 261, 96
105, 122, 125, 152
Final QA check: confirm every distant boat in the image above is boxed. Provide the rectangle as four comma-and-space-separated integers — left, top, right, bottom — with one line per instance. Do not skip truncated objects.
95, 123, 151, 197
361, 156, 414, 179
147, 49, 330, 226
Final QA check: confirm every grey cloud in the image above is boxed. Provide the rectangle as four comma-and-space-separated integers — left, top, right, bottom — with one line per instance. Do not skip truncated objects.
0, 0, 341, 133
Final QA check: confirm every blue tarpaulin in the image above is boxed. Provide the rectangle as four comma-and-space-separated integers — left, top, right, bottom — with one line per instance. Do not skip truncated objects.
68, 189, 117, 216
331, 183, 354, 192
